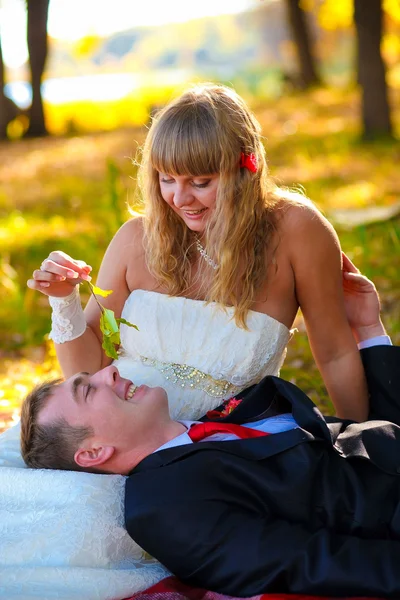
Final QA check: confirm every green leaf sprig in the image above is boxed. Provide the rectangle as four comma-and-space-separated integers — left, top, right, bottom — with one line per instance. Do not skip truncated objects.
87, 282, 138, 360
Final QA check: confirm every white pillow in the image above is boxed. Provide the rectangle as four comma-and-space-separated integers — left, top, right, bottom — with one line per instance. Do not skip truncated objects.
0, 421, 26, 468
0, 423, 169, 599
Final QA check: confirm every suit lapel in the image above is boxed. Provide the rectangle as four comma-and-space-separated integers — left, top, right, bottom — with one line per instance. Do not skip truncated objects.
205, 377, 289, 424
271, 377, 334, 442
208, 376, 333, 443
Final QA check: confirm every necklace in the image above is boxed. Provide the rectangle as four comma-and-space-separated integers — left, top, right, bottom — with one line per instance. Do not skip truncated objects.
195, 235, 219, 270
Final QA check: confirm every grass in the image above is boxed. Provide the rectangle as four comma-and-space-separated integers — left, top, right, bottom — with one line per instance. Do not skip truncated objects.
0, 84, 399, 430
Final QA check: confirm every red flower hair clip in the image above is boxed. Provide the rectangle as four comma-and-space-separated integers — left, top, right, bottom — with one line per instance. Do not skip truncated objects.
240, 152, 258, 173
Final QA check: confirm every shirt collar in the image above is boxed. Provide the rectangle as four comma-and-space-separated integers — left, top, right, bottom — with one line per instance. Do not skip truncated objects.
155, 420, 198, 452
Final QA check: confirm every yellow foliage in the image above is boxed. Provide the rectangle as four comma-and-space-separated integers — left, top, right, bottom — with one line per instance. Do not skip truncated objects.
388, 63, 400, 88
315, 0, 353, 30
384, 0, 400, 22
0, 342, 60, 433
328, 182, 378, 209
0, 213, 98, 253
7, 115, 29, 140
308, 0, 400, 29
43, 80, 188, 135
382, 32, 400, 64
72, 34, 103, 58
303, 0, 353, 29
0, 259, 19, 294
299, 0, 315, 11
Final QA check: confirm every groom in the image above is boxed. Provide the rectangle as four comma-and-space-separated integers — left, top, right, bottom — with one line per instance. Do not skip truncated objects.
20, 259, 400, 598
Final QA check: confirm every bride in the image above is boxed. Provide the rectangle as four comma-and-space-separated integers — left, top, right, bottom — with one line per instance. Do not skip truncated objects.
1, 83, 368, 599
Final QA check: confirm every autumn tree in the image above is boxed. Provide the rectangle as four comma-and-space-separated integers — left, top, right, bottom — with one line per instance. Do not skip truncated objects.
354, 0, 392, 139
285, 0, 321, 88
26, 0, 50, 137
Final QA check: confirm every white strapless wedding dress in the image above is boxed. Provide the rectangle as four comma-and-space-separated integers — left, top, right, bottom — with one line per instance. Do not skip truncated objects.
0, 290, 291, 600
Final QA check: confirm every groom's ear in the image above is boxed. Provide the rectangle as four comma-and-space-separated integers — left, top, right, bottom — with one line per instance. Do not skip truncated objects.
74, 445, 115, 469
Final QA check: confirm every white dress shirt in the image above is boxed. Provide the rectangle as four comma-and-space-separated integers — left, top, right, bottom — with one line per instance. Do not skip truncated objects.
157, 414, 298, 452
357, 335, 392, 350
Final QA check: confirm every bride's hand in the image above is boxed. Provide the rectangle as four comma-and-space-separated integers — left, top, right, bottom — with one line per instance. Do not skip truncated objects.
342, 252, 385, 342
27, 250, 92, 298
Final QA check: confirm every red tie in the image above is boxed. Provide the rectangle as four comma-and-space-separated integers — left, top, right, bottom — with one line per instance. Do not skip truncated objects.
188, 421, 270, 442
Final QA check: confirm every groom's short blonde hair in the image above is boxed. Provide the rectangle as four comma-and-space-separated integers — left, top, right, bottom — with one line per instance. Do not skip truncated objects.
20, 379, 93, 472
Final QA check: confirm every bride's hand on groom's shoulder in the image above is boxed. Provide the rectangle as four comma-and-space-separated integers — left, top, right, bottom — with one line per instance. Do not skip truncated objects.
27, 250, 92, 298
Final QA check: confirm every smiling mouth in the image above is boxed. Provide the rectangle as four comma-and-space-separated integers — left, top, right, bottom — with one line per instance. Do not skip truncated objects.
184, 208, 207, 215
126, 383, 138, 400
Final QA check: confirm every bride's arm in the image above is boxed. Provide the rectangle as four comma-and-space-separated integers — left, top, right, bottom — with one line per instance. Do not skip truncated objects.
28, 218, 143, 378
285, 203, 369, 422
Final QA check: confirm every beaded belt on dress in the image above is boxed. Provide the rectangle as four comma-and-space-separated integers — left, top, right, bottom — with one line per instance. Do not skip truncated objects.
140, 356, 242, 398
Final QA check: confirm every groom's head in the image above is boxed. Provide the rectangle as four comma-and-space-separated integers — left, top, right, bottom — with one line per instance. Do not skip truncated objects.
20, 366, 174, 474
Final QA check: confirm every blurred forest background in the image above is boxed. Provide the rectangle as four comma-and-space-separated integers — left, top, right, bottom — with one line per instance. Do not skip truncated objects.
0, 0, 399, 431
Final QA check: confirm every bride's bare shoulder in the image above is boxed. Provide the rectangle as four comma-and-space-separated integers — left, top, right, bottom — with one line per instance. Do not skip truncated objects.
110, 215, 146, 252
116, 214, 145, 236
272, 190, 335, 241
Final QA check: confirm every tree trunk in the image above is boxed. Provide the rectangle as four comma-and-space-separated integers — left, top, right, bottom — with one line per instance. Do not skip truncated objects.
354, 0, 392, 139
285, 0, 321, 88
0, 35, 8, 139
26, 0, 50, 137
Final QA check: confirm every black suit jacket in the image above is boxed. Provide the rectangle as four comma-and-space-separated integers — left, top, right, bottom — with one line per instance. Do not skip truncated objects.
125, 345, 400, 598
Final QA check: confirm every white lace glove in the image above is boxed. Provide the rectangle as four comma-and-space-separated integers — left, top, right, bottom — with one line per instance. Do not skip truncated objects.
48, 286, 87, 343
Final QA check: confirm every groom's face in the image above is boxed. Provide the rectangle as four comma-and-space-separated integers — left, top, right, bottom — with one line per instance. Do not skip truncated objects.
38, 366, 170, 454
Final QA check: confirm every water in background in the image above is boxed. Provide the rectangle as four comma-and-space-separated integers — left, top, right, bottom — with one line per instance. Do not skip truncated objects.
5, 69, 191, 108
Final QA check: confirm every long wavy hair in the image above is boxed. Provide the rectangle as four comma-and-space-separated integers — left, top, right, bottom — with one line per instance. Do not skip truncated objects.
139, 83, 290, 327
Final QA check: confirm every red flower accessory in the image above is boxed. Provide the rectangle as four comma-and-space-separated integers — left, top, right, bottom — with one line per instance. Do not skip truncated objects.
239, 152, 258, 173
221, 398, 242, 415
206, 397, 243, 420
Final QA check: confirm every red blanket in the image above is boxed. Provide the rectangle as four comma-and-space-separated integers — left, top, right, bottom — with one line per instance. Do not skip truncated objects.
125, 576, 380, 600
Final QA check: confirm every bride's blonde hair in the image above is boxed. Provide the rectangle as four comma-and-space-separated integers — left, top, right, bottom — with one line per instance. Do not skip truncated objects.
139, 83, 288, 327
